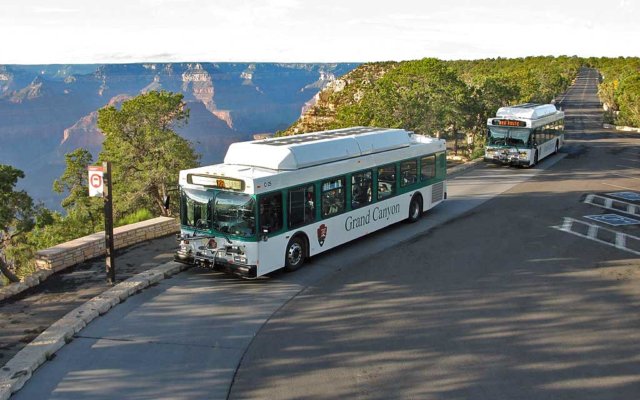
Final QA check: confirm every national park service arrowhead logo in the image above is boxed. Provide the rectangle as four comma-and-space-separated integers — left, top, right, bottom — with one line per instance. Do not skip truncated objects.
317, 224, 327, 247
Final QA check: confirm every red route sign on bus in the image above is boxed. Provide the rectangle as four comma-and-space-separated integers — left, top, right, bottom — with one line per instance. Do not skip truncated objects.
492, 119, 526, 127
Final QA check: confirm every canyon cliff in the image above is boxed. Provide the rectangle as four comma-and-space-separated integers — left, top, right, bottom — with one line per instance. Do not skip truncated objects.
0, 63, 357, 209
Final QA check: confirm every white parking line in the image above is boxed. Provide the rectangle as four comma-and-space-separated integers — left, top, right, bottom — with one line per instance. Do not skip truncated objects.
612, 173, 640, 181
553, 217, 640, 256
584, 214, 640, 226
583, 194, 640, 217
602, 182, 640, 191
618, 158, 640, 164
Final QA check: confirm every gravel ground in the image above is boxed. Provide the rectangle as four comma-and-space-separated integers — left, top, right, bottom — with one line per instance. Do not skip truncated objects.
0, 234, 178, 367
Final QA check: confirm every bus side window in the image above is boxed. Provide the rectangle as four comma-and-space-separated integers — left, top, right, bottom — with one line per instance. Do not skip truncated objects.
400, 159, 418, 187
437, 153, 446, 177
259, 192, 282, 233
351, 170, 372, 209
288, 185, 315, 228
321, 177, 346, 218
533, 128, 541, 145
543, 124, 551, 141
377, 164, 396, 200
420, 156, 436, 181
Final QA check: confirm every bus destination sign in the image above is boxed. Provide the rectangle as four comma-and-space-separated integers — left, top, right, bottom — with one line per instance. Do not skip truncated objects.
492, 119, 526, 127
187, 174, 244, 191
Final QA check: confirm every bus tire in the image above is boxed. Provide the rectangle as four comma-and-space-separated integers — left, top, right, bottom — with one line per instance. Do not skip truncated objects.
407, 194, 423, 223
284, 235, 306, 272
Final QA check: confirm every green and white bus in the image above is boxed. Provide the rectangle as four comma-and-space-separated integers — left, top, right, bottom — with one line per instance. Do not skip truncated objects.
485, 103, 564, 167
175, 126, 446, 278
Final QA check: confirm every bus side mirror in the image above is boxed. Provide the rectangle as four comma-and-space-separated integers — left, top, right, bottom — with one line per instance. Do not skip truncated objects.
261, 227, 270, 242
163, 195, 170, 210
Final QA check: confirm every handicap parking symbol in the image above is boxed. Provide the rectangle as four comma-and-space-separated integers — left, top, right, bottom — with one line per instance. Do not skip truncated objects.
607, 192, 640, 202
584, 213, 640, 226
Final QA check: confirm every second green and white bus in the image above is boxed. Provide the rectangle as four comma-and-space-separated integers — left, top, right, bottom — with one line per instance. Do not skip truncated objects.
175, 126, 447, 278
485, 103, 564, 167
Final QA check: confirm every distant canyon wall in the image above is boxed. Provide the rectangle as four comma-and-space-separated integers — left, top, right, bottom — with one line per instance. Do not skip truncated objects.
0, 62, 358, 210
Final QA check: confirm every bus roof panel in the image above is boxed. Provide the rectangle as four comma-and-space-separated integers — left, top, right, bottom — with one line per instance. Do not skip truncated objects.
496, 103, 558, 120
224, 127, 414, 170
179, 163, 275, 183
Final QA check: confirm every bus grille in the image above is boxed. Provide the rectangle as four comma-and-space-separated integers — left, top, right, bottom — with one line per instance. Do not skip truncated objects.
432, 182, 444, 203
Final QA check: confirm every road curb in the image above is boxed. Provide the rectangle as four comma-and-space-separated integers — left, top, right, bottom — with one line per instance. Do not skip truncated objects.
0, 270, 54, 303
0, 261, 190, 399
603, 123, 640, 133
448, 158, 484, 176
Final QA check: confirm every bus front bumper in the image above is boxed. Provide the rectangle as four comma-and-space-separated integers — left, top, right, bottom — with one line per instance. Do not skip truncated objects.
484, 156, 530, 167
174, 249, 194, 264
194, 252, 257, 279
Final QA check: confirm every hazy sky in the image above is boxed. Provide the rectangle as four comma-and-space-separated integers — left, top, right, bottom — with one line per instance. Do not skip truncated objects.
2, 0, 638, 64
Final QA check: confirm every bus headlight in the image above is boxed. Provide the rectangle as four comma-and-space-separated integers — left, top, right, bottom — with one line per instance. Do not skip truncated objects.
233, 255, 247, 264
225, 245, 245, 255
519, 152, 528, 159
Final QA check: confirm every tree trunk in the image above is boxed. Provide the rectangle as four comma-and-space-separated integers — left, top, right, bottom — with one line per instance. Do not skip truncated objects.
155, 195, 169, 217
0, 256, 20, 283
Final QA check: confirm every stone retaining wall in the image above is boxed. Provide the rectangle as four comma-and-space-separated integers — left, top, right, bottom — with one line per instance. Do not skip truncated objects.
34, 217, 179, 272
0, 217, 179, 302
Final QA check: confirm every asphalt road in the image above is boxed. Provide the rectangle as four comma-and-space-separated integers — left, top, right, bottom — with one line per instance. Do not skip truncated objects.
13, 68, 640, 399
229, 69, 640, 399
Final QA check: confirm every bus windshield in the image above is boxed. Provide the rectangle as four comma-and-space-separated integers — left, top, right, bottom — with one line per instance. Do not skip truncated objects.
212, 192, 256, 238
181, 189, 212, 231
181, 189, 256, 238
488, 126, 531, 147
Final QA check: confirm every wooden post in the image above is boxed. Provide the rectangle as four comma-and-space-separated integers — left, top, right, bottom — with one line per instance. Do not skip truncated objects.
103, 161, 116, 284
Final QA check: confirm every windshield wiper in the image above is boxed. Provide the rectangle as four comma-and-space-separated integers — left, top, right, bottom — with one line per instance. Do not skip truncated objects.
212, 218, 233, 244
190, 218, 209, 236
219, 226, 232, 244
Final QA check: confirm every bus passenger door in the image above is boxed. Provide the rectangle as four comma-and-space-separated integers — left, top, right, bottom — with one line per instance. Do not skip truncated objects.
257, 192, 288, 274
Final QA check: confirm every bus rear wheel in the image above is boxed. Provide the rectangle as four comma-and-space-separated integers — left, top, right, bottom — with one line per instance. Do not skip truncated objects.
407, 195, 423, 223
284, 236, 306, 272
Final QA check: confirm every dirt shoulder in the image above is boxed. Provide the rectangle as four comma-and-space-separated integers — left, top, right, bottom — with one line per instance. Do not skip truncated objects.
0, 235, 178, 367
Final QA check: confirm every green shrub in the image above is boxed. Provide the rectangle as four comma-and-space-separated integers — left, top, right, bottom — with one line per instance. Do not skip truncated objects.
471, 146, 486, 160
116, 209, 154, 227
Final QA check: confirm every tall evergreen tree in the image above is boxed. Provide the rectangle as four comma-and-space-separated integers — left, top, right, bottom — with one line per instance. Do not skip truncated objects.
0, 165, 34, 283
97, 91, 200, 219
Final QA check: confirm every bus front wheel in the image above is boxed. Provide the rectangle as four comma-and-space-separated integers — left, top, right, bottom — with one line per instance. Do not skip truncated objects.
284, 236, 306, 272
